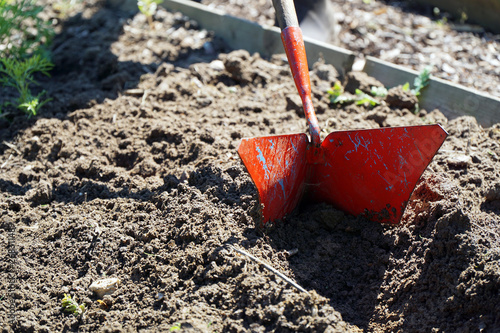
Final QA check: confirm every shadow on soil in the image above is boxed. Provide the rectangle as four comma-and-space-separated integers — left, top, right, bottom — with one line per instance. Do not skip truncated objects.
0, 1, 225, 155
266, 208, 394, 329
375, 209, 478, 331
264, 200, 487, 331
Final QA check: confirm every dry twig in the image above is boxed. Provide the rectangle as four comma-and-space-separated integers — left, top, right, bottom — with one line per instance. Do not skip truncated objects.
228, 245, 308, 294
1, 154, 13, 169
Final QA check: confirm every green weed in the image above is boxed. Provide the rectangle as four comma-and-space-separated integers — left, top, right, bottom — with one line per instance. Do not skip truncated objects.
0, 0, 55, 116
61, 294, 86, 317
326, 81, 343, 102
402, 66, 432, 113
169, 323, 181, 331
327, 66, 432, 112
0, 0, 54, 60
370, 86, 388, 98
327, 81, 381, 107
411, 66, 432, 96
401, 67, 432, 97
354, 89, 380, 107
0, 55, 54, 117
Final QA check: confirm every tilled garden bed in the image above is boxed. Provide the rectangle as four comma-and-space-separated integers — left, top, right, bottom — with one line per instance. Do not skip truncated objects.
0, 1, 499, 332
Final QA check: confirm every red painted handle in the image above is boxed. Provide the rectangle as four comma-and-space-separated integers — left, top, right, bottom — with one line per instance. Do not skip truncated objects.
281, 26, 321, 145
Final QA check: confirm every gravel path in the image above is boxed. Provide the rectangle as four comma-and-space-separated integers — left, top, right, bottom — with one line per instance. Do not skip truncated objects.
201, 0, 500, 99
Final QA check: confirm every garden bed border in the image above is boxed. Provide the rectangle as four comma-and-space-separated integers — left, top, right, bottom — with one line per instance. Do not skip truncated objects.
141, 0, 500, 127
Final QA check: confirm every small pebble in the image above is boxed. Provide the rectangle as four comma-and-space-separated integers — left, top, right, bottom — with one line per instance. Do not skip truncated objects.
89, 278, 120, 298
209, 60, 225, 71
447, 154, 471, 167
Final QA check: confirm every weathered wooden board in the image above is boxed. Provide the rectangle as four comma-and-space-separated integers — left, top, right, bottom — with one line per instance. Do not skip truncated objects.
364, 57, 500, 127
160, 0, 355, 75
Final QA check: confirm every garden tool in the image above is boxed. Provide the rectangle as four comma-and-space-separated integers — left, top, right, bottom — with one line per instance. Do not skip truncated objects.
238, 0, 448, 225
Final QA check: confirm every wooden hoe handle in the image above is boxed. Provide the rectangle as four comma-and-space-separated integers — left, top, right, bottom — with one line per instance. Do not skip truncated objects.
273, 0, 299, 29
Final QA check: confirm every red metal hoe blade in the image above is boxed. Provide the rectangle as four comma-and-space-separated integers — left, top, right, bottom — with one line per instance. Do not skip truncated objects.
310, 125, 447, 224
238, 134, 309, 224
237, 0, 448, 226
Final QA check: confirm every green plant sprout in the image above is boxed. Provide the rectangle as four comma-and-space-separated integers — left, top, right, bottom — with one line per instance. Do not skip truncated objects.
0, 55, 54, 117
169, 323, 181, 331
61, 294, 86, 317
409, 66, 432, 96
354, 89, 380, 106
137, 0, 163, 29
0, 0, 54, 59
328, 66, 432, 111
0, 0, 55, 116
326, 81, 343, 102
18, 93, 51, 115
370, 86, 388, 98
327, 81, 357, 104
327, 81, 381, 107
402, 66, 432, 113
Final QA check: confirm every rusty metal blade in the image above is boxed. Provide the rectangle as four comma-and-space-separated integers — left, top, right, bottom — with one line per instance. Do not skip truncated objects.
237, 134, 309, 224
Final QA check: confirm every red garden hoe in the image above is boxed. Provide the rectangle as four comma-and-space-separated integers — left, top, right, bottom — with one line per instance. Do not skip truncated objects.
238, 0, 448, 225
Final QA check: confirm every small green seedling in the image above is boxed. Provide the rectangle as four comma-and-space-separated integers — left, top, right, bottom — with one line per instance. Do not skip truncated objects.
169, 323, 181, 331
460, 11, 468, 24
0, 0, 55, 117
327, 81, 357, 104
137, 0, 163, 29
401, 66, 432, 113
61, 294, 86, 317
0, 0, 54, 59
370, 86, 388, 98
0, 55, 54, 117
355, 89, 380, 107
403, 66, 432, 97
412, 66, 431, 96
18, 94, 50, 116
327, 81, 381, 107
327, 66, 431, 111
326, 81, 344, 102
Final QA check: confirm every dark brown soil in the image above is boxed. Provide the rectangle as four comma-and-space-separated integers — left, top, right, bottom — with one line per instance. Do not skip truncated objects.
1, 2, 499, 332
